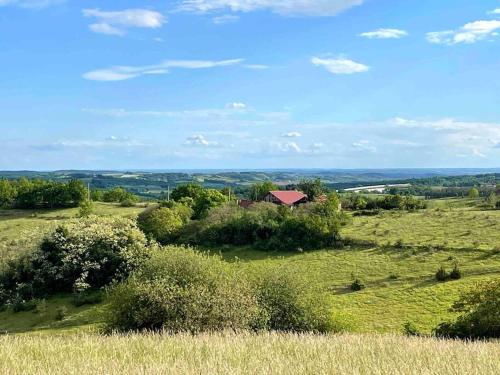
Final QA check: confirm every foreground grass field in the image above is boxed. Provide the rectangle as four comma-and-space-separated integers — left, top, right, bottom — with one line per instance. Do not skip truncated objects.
1, 332, 498, 374
0, 199, 498, 334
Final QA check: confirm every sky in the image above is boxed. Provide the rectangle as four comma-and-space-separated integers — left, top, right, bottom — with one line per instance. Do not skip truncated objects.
1, 0, 500, 170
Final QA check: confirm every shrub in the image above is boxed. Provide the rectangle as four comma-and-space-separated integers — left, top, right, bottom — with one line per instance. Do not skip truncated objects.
350, 278, 365, 291
252, 267, 337, 332
120, 198, 136, 207
434, 279, 500, 339
12, 298, 37, 313
106, 247, 343, 334
180, 201, 347, 251
403, 321, 420, 336
78, 199, 94, 217
435, 265, 448, 282
449, 263, 462, 280
0, 216, 149, 303
105, 247, 261, 333
137, 207, 185, 244
55, 306, 68, 321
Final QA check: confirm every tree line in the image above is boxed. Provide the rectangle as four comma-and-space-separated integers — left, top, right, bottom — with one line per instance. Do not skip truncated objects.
0, 178, 86, 209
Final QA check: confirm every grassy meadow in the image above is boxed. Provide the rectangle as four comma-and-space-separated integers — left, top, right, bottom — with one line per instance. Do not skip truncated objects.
1, 332, 498, 375
0, 197, 498, 373
1, 199, 499, 334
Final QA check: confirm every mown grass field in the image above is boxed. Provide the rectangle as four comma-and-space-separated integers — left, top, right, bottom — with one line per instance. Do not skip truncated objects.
1, 332, 498, 375
0, 199, 499, 335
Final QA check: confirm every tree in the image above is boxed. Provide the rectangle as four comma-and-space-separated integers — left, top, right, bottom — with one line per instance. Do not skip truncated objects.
467, 187, 480, 199
171, 184, 204, 202
297, 178, 325, 201
0, 179, 17, 208
434, 279, 500, 339
137, 207, 184, 244
192, 189, 227, 219
249, 181, 278, 201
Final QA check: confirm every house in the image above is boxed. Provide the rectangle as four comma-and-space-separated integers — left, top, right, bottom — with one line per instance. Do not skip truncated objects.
263, 190, 308, 207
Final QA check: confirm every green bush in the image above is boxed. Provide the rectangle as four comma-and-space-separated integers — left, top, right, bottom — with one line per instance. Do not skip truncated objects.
0, 216, 149, 303
350, 278, 365, 291
449, 263, 462, 280
106, 247, 344, 334
137, 207, 185, 244
180, 201, 347, 251
55, 306, 68, 321
403, 321, 420, 336
252, 267, 337, 332
434, 279, 500, 339
105, 247, 260, 333
435, 265, 448, 282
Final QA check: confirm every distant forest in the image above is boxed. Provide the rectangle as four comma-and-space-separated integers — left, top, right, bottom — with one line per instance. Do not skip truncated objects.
0, 170, 498, 200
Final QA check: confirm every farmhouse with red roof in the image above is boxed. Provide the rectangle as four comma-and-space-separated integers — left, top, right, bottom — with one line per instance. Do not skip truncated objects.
263, 190, 308, 207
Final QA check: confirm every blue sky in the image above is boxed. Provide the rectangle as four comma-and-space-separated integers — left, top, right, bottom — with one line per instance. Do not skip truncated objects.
1, 0, 500, 170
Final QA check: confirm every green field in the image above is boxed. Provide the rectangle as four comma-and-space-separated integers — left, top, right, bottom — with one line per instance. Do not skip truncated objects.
0, 200, 499, 335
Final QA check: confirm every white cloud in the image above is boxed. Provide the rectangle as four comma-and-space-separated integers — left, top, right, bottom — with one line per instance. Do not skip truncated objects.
212, 14, 239, 24
489, 8, 500, 15
282, 131, 302, 138
225, 102, 247, 109
0, 0, 64, 9
392, 117, 500, 158
83, 58, 244, 81
83, 8, 166, 36
311, 56, 369, 74
276, 141, 301, 153
360, 28, 408, 39
427, 20, 500, 45
178, 0, 364, 17
184, 135, 219, 147
89, 23, 125, 36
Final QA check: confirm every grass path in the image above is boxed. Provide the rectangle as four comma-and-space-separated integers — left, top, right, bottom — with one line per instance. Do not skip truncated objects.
1, 332, 498, 375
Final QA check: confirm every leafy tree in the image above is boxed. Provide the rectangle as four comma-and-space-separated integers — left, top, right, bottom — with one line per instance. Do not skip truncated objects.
297, 178, 325, 201
192, 189, 227, 219
137, 207, 184, 244
0, 179, 17, 208
434, 279, 500, 339
171, 184, 204, 202
249, 181, 278, 201
0, 216, 149, 303
467, 187, 480, 199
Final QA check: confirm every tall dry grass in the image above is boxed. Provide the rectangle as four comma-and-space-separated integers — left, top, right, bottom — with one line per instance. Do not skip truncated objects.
1, 332, 498, 374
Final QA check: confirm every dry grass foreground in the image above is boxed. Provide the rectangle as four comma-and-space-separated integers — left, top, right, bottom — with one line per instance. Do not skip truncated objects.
1, 332, 498, 375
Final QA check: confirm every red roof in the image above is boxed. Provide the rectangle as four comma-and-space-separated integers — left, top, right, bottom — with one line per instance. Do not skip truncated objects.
268, 191, 307, 205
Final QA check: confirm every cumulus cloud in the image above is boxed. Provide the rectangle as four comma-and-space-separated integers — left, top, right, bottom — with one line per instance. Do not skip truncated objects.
178, 0, 364, 17
311, 56, 369, 74
83, 8, 166, 36
282, 131, 302, 138
489, 8, 500, 15
360, 28, 408, 39
184, 134, 219, 147
83, 58, 244, 81
427, 20, 500, 45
